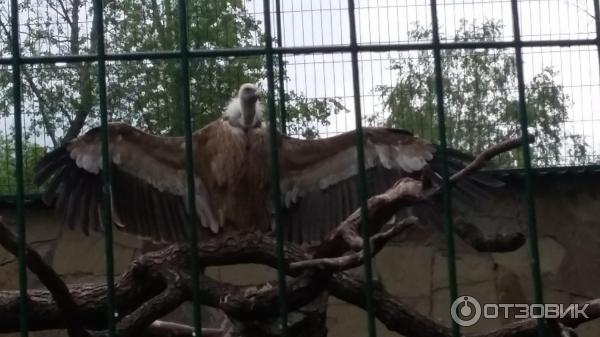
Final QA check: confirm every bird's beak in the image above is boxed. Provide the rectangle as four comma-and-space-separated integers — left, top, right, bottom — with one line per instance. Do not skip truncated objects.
250, 93, 260, 103
244, 90, 260, 102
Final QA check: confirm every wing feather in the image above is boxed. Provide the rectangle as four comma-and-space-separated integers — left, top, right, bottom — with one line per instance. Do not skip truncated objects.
279, 127, 503, 244
34, 122, 217, 243
65, 173, 86, 229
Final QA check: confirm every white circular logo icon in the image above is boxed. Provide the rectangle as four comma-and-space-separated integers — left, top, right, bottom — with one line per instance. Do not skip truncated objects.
451, 296, 482, 327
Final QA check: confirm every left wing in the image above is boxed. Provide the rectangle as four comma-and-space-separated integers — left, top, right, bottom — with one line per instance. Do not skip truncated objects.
278, 128, 502, 244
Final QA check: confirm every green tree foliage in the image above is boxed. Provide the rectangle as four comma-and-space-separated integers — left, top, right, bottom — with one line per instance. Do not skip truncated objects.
0, 134, 46, 195
375, 20, 589, 167
283, 90, 349, 139
0, 0, 337, 141
0, 0, 340, 194
105, 0, 266, 134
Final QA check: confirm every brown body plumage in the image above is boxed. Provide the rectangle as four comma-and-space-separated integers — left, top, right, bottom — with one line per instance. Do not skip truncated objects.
195, 119, 270, 233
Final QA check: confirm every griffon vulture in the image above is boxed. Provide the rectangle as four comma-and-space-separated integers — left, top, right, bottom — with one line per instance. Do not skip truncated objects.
34, 83, 502, 244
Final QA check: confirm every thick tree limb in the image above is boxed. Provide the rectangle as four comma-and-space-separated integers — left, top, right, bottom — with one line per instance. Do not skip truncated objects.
447, 135, 534, 186
115, 268, 187, 337
0, 224, 223, 337
454, 221, 526, 253
315, 178, 424, 258
329, 272, 600, 337
143, 321, 218, 337
290, 216, 419, 272
318, 136, 532, 257
143, 321, 223, 337
0, 216, 89, 337
0, 231, 597, 337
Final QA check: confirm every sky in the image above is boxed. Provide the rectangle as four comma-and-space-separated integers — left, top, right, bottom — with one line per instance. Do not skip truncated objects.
0, 0, 599, 166
248, 0, 600, 163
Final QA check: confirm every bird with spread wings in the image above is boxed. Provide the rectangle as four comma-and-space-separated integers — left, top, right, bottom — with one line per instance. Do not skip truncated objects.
34, 83, 502, 244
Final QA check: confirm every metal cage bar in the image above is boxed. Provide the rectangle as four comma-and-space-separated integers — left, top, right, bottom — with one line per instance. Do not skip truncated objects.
178, 0, 203, 334
510, 1, 546, 336
263, 0, 289, 335
9, 0, 28, 336
92, 0, 117, 335
347, 1, 377, 336
1, 38, 599, 65
275, 0, 288, 134
429, 1, 459, 336
594, 1, 600, 93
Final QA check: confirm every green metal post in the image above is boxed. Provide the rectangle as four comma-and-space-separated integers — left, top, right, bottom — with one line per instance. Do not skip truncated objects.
510, 1, 546, 336
430, 1, 460, 336
93, 0, 117, 335
275, 0, 288, 134
178, 0, 203, 334
594, 1, 600, 84
10, 1, 28, 336
347, 1, 377, 336
262, 0, 289, 335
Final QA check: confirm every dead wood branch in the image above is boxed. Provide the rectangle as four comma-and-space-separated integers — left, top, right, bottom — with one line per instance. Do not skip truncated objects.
289, 216, 419, 272
0, 216, 89, 337
0, 218, 232, 337
447, 135, 534, 186
315, 178, 424, 258
143, 321, 222, 337
0, 231, 597, 337
454, 221, 526, 253
318, 136, 531, 257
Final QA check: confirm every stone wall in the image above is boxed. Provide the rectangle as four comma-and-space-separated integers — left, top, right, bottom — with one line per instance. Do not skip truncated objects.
1, 172, 600, 336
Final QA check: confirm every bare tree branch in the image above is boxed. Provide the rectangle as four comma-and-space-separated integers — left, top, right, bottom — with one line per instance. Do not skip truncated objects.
0, 227, 596, 337
290, 216, 419, 272
317, 136, 532, 257
21, 71, 59, 147
48, 0, 74, 27
314, 178, 424, 258
144, 321, 223, 337
447, 135, 534, 186
115, 268, 187, 337
0, 217, 89, 337
62, 0, 98, 144
454, 220, 526, 253
0, 15, 59, 147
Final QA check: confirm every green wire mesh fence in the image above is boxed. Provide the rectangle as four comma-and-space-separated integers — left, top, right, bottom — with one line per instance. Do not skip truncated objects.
4, 0, 600, 336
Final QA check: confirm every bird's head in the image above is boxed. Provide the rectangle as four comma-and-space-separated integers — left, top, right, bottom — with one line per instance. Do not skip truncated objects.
223, 83, 264, 130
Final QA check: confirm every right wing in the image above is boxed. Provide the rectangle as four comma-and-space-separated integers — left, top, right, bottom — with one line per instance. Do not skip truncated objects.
34, 122, 218, 242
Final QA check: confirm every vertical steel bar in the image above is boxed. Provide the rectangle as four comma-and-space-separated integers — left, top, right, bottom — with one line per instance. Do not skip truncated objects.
9, 1, 28, 336
262, 0, 289, 335
275, 0, 287, 134
178, 0, 203, 334
594, 0, 600, 83
430, 2, 459, 336
510, 1, 546, 336
93, 0, 116, 335
347, 1, 376, 336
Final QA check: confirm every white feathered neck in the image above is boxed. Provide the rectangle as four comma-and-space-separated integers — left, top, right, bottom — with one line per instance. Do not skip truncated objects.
223, 95, 264, 127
